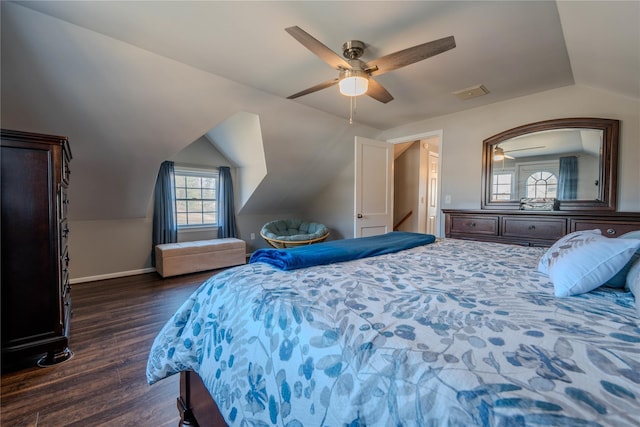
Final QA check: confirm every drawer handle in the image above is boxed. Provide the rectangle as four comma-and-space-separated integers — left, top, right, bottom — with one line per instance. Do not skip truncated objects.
528, 225, 536, 230
606, 228, 616, 235
470, 222, 476, 227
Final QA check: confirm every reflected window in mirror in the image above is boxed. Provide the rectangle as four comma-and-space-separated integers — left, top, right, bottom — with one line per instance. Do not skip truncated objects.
482, 118, 619, 211
492, 171, 514, 200
525, 171, 557, 198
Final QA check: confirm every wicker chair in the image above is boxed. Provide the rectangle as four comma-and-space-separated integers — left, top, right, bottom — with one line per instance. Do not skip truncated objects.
260, 219, 330, 248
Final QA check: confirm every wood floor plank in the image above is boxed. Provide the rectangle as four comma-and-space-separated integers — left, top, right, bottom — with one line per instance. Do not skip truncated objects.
1, 270, 219, 426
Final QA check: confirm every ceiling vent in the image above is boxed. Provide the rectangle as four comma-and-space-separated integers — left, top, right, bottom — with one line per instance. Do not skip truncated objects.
453, 84, 489, 100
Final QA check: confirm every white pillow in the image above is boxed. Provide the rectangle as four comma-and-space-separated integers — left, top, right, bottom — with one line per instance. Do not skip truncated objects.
626, 257, 640, 317
538, 229, 601, 275
538, 230, 640, 297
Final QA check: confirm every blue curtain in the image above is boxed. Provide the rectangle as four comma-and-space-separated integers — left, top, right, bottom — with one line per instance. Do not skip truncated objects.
217, 166, 238, 238
151, 161, 177, 266
558, 156, 578, 200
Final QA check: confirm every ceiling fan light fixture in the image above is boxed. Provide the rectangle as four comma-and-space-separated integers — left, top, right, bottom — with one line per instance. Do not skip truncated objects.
339, 69, 369, 97
494, 146, 505, 161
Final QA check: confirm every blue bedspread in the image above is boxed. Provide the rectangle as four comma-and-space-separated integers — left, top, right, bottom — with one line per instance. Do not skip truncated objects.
249, 231, 436, 270
147, 239, 640, 426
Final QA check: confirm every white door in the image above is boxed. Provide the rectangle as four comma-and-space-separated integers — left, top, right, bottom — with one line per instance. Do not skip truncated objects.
354, 136, 393, 237
426, 151, 439, 235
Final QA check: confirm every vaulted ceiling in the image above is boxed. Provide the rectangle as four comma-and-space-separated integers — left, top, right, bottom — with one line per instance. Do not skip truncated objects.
2, 1, 638, 220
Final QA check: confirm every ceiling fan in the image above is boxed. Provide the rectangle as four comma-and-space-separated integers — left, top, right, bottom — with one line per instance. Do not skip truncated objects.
285, 26, 456, 103
494, 145, 546, 160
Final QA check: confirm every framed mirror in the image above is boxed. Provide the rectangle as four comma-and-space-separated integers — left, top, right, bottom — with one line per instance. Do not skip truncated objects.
481, 117, 619, 211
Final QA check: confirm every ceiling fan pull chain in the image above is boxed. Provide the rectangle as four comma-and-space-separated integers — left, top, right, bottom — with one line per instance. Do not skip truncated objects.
349, 96, 354, 124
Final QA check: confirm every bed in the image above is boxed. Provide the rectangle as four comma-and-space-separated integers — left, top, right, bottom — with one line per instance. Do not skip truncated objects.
147, 232, 640, 427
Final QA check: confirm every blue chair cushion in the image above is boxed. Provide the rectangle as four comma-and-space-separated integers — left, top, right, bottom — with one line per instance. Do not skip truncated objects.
261, 219, 328, 241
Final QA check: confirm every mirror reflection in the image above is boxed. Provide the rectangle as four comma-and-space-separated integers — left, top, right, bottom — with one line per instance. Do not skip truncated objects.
490, 128, 603, 202
482, 117, 619, 211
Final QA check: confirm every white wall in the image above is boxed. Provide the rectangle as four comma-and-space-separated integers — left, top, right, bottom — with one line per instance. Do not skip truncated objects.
305, 162, 356, 241
308, 84, 640, 238
205, 112, 267, 213
69, 218, 154, 282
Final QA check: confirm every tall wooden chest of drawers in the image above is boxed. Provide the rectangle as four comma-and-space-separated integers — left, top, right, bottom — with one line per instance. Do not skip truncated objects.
1, 129, 73, 368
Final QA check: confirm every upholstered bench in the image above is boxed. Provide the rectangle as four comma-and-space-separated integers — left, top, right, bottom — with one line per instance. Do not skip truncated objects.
155, 238, 246, 278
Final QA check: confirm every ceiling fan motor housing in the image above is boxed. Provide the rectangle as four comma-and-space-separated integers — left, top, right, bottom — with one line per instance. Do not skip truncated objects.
342, 40, 365, 60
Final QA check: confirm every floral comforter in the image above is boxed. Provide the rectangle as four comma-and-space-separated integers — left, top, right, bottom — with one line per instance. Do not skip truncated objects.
147, 238, 640, 426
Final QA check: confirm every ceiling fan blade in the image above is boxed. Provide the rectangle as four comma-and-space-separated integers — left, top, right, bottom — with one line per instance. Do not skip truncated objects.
367, 36, 456, 76
505, 146, 545, 153
285, 26, 351, 70
287, 78, 340, 99
366, 78, 394, 103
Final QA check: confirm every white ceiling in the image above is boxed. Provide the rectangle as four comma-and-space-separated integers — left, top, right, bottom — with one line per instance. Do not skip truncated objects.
14, 1, 638, 130
2, 1, 638, 221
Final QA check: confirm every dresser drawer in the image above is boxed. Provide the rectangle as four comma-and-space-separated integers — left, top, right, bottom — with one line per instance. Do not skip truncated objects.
502, 217, 566, 241
571, 220, 640, 238
448, 215, 498, 236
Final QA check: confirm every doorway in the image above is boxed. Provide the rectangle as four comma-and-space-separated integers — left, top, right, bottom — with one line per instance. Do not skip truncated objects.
390, 131, 442, 236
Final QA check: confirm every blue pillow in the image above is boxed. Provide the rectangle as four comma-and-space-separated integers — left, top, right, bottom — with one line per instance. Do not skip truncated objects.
626, 257, 640, 317
539, 230, 640, 297
605, 230, 640, 288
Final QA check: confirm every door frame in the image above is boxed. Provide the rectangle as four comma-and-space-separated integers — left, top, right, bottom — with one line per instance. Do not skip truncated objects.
387, 129, 444, 237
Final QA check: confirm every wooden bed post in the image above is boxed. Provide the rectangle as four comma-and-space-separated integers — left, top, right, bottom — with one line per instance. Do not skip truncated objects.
178, 370, 229, 427
178, 371, 197, 426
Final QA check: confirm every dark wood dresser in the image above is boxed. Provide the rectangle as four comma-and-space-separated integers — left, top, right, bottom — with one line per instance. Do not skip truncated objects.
1, 129, 73, 368
443, 209, 640, 247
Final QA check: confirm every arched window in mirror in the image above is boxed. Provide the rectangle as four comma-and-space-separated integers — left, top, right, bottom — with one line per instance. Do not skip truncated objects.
526, 171, 557, 198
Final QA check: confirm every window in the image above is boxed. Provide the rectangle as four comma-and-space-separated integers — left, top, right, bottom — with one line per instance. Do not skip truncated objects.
492, 171, 514, 200
174, 169, 218, 228
526, 171, 557, 198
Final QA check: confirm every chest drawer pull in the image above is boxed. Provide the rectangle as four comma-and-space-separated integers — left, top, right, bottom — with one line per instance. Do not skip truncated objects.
528, 225, 536, 230
606, 228, 616, 235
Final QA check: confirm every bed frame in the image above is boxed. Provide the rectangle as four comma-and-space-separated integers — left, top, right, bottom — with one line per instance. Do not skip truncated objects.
178, 371, 227, 426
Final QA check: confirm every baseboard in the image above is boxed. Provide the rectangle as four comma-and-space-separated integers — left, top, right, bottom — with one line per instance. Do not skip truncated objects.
70, 267, 157, 284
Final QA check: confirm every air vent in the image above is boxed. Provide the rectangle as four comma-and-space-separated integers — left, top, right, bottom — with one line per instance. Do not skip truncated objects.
453, 84, 489, 100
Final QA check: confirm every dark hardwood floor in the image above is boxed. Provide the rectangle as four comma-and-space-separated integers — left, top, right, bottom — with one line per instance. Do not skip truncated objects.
1, 270, 219, 426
